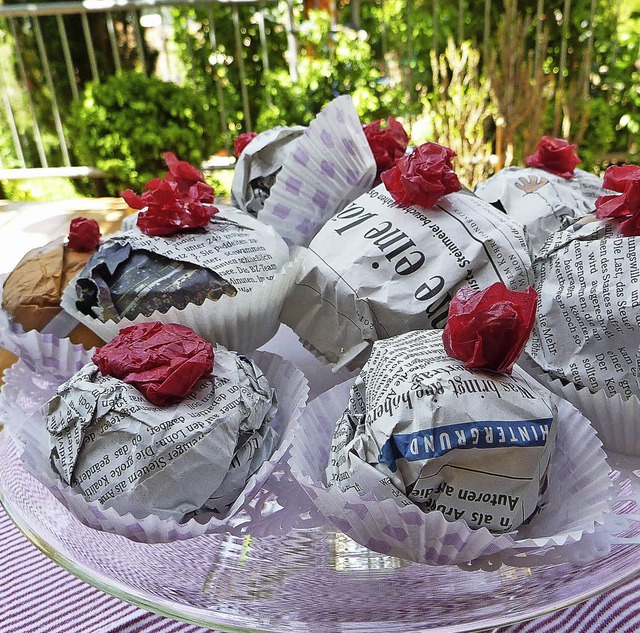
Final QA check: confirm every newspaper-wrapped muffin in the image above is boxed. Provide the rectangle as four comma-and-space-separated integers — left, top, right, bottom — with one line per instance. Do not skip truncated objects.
524, 164, 640, 453
329, 284, 556, 534
61, 156, 292, 353
475, 137, 606, 256
231, 125, 306, 216
43, 322, 278, 523
282, 143, 533, 370
1, 218, 104, 349
289, 282, 612, 566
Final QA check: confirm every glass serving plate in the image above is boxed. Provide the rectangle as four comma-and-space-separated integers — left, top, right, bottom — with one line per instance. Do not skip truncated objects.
2, 326, 640, 633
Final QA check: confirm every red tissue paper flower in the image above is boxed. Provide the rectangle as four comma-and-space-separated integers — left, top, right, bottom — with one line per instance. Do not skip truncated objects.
595, 164, 640, 236
164, 151, 214, 204
121, 153, 218, 237
67, 217, 101, 251
381, 142, 461, 208
93, 322, 214, 406
442, 282, 538, 375
362, 116, 409, 176
234, 131, 258, 158
526, 136, 581, 179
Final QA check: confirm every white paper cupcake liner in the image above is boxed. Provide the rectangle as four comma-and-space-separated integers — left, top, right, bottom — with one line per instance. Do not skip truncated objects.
259, 95, 377, 247
519, 354, 640, 456
12, 349, 309, 543
289, 380, 612, 567
0, 276, 95, 378
60, 258, 300, 355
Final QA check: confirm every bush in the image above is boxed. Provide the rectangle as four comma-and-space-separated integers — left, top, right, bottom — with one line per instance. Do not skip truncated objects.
67, 72, 218, 195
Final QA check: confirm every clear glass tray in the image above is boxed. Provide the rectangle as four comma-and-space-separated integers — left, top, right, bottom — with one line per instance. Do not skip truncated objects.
2, 326, 640, 632
2, 428, 640, 633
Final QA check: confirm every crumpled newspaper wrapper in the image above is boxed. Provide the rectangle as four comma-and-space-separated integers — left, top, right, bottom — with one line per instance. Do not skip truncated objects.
475, 167, 606, 257
281, 185, 534, 370
327, 330, 557, 534
60, 206, 296, 354
259, 95, 377, 247
16, 347, 309, 543
231, 125, 306, 216
1, 238, 103, 348
525, 216, 640, 454
289, 366, 611, 566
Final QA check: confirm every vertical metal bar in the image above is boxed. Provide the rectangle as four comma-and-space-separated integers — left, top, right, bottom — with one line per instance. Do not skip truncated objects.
0, 58, 26, 168
256, 8, 270, 74
32, 16, 71, 166
130, 9, 147, 75
159, 8, 173, 82
106, 12, 122, 72
351, 0, 361, 29
283, 0, 298, 82
256, 7, 271, 107
457, 0, 464, 44
56, 15, 79, 99
232, 4, 252, 130
207, 7, 229, 142
81, 13, 100, 83
553, 0, 572, 135
8, 18, 47, 167
534, 0, 544, 73
483, 0, 491, 62
582, 0, 596, 100
406, 0, 414, 110
432, 0, 438, 54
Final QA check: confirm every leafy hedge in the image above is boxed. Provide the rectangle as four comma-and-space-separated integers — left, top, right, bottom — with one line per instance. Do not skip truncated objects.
67, 72, 218, 195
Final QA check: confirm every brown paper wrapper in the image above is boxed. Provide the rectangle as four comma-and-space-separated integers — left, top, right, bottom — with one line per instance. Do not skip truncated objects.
1, 238, 103, 350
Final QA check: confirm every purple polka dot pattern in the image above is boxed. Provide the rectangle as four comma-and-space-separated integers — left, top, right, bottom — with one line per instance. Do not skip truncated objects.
320, 129, 334, 148
366, 538, 393, 554
273, 203, 291, 219
441, 532, 466, 550
312, 189, 330, 210
285, 176, 303, 195
293, 146, 310, 166
296, 219, 316, 236
344, 502, 369, 520
382, 524, 409, 542
321, 160, 336, 178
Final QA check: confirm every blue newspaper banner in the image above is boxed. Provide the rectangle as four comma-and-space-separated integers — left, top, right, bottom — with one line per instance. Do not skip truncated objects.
379, 418, 553, 472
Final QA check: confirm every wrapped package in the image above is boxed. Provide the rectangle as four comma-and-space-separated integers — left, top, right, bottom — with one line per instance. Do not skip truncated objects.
43, 322, 278, 522
327, 329, 556, 533
1, 219, 104, 350
475, 137, 607, 256
524, 214, 640, 452
259, 96, 377, 246
475, 167, 605, 256
231, 125, 306, 216
61, 205, 293, 353
282, 183, 533, 370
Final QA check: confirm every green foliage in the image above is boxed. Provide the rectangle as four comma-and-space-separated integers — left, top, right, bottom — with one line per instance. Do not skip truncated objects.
257, 12, 405, 129
67, 72, 218, 195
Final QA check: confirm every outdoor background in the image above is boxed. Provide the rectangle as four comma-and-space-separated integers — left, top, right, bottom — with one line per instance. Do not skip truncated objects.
0, 0, 638, 200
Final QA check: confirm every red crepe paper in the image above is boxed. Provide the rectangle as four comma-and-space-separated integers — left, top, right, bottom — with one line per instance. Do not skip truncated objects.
526, 136, 580, 179
121, 154, 218, 237
67, 217, 101, 251
93, 322, 214, 406
442, 283, 538, 375
595, 164, 640, 236
362, 117, 409, 179
380, 142, 461, 209
234, 132, 258, 158
164, 151, 214, 204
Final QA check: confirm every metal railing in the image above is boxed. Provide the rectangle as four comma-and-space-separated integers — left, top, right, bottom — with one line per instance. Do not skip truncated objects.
0, 0, 299, 179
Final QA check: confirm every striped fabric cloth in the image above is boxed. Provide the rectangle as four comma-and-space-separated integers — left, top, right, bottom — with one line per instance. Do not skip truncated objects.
2, 504, 640, 633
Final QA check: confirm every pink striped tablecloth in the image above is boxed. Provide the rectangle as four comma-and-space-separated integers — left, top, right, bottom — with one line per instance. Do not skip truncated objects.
1, 504, 639, 633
